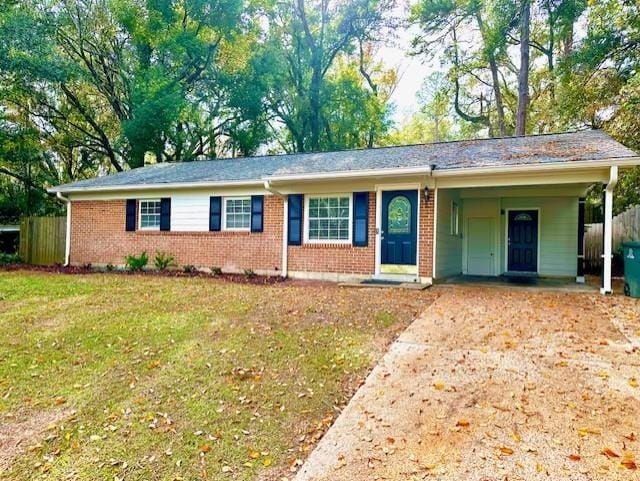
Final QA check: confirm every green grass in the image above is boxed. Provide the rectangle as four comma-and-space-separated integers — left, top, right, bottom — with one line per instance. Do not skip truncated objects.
0, 271, 431, 480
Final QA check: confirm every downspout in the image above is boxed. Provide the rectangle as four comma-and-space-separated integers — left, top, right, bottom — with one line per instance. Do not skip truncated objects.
264, 181, 288, 278
601, 165, 618, 295
56, 192, 71, 266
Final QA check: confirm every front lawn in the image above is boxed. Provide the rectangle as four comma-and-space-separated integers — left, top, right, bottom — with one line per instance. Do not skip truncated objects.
0, 271, 433, 480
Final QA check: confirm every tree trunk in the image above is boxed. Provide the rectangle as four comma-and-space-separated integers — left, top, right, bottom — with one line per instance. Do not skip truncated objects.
488, 55, 506, 136
476, 14, 506, 136
515, 0, 531, 136
308, 60, 322, 151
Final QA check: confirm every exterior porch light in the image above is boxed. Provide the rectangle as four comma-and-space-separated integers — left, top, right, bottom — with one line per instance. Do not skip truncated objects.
423, 186, 430, 201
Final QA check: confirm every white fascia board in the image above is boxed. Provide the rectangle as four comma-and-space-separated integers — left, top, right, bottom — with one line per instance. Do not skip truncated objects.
432, 157, 640, 178
265, 165, 432, 183
48, 179, 265, 194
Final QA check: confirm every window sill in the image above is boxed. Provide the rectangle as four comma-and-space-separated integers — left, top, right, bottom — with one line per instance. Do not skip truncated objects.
296, 242, 355, 249
133, 230, 257, 236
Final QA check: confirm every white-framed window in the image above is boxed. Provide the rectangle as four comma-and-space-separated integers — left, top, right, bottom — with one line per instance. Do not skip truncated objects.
451, 201, 459, 236
223, 197, 251, 230
139, 199, 161, 230
305, 194, 352, 243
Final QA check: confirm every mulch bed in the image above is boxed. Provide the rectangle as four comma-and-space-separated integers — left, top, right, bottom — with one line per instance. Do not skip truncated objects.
0, 263, 287, 285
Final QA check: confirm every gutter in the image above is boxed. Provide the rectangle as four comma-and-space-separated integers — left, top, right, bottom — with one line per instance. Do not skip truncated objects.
56, 192, 71, 266
431, 157, 640, 177
265, 165, 433, 183
48, 179, 265, 195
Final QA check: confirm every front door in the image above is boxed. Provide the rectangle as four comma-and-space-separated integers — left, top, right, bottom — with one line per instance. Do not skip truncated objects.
381, 190, 418, 266
508, 210, 538, 272
467, 217, 495, 275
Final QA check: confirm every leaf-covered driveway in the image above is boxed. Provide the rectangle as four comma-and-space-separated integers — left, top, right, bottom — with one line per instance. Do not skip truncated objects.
295, 286, 640, 481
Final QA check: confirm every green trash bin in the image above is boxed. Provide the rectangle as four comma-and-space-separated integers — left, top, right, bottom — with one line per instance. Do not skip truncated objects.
623, 241, 640, 298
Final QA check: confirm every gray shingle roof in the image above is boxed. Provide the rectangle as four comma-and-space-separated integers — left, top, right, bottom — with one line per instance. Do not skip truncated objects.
51, 130, 638, 192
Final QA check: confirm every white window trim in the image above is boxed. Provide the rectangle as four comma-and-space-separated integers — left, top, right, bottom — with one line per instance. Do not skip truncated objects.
138, 198, 161, 231
223, 196, 251, 231
304, 193, 353, 244
451, 201, 460, 236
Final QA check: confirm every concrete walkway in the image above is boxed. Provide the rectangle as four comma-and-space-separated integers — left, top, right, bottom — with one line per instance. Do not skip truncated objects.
294, 286, 640, 481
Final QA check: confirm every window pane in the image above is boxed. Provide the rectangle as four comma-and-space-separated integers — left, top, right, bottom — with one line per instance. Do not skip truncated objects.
140, 200, 160, 228
225, 198, 251, 229
308, 196, 350, 241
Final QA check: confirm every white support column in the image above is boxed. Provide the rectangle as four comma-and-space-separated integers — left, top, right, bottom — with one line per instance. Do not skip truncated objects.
601, 166, 618, 295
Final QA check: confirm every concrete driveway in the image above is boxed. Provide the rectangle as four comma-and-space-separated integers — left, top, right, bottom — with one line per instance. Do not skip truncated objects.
294, 286, 640, 481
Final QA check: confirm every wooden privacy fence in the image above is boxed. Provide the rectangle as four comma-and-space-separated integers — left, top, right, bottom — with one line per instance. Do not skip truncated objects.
19, 216, 66, 265
585, 205, 640, 273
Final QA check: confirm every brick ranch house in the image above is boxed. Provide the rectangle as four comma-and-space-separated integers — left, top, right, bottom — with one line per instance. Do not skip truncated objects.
49, 130, 640, 294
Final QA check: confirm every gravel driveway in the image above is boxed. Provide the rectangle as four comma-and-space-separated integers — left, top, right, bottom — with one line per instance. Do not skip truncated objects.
294, 286, 640, 481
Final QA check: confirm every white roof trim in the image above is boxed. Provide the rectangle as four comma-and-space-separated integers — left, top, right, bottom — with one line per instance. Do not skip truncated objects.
264, 165, 432, 183
48, 179, 265, 194
432, 157, 640, 177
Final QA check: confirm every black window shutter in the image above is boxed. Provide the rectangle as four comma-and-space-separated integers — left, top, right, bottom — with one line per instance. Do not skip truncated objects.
160, 198, 171, 231
125, 199, 137, 231
209, 196, 222, 231
251, 195, 264, 233
353, 192, 369, 247
288, 194, 303, 245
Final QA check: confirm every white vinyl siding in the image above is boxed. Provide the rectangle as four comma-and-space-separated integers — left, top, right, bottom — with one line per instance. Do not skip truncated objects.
170, 194, 210, 231
224, 197, 251, 230
139, 199, 161, 230
305, 194, 351, 243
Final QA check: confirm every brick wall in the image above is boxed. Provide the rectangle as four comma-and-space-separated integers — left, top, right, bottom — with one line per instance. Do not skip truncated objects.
419, 193, 435, 278
287, 192, 377, 275
69, 190, 435, 279
69, 197, 283, 274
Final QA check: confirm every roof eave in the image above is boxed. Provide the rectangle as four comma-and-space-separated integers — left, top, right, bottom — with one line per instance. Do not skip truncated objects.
265, 165, 433, 183
432, 157, 640, 177
48, 179, 266, 194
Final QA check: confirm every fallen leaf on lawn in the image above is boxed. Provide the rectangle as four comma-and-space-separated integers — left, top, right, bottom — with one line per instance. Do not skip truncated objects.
386, 437, 395, 444
499, 446, 514, 455
199, 444, 211, 453
596, 370, 609, 379
221, 465, 232, 473
54, 396, 66, 405
568, 454, 581, 461
433, 382, 445, 391
456, 419, 470, 427
248, 449, 260, 459
577, 427, 601, 437
624, 433, 637, 442
263, 457, 273, 467
601, 447, 620, 459
621, 452, 637, 470
629, 377, 639, 388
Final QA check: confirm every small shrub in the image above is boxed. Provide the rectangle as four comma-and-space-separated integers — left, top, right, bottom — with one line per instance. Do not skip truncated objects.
243, 268, 256, 279
106, 263, 115, 271
125, 252, 148, 271
183, 264, 196, 274
154, 251, 176, 271
210, 266, 222, 276
82, 263, 92, 270
0, 253, 22, 265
